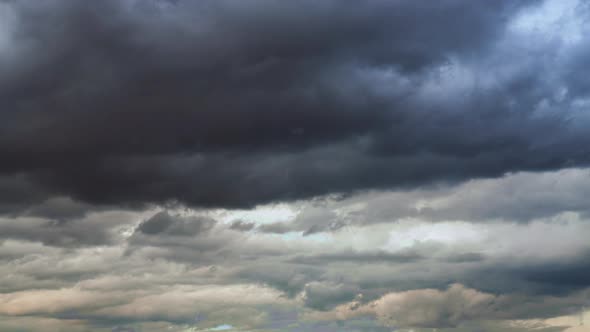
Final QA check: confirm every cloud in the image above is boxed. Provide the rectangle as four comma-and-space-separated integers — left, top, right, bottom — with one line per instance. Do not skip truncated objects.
91, 284, 290, 326
0, 212, 589, 329
0, 214, 124, 247
289, 250, 425, 265
313, 284, 590, 329
136, 211, 216, 236
1, 1, 590, 331
229, 220, 255, 232
2, 0, 583, 210
367, 284, 497, 328
302, 281, 360, 311
0, 288, 124, 316
251, 168, 590, 234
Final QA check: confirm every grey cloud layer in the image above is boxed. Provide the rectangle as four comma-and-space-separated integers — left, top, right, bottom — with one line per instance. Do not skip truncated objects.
3, 0, 589, 209
1, 201, 590, 330
255, 168, 590, 236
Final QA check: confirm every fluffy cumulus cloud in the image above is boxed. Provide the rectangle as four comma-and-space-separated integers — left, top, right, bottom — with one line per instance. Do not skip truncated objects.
1, 0, 590, 331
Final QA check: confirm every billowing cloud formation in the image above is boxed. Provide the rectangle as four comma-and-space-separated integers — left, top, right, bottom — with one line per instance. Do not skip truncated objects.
2, 0, 590, 331
1, 0, 589, 210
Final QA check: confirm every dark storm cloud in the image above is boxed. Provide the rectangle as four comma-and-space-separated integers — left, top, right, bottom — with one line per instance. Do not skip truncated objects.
0, 175, 48, 215
3, 0, 581, 210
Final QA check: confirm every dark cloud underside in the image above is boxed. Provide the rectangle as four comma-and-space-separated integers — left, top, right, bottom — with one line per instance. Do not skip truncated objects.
4, 0, 589, 210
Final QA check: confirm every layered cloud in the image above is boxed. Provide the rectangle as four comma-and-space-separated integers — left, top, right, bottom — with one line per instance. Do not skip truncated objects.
1, 0, 590, 331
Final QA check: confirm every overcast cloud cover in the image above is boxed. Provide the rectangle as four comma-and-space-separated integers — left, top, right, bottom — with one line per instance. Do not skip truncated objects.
1, 0, 590, 331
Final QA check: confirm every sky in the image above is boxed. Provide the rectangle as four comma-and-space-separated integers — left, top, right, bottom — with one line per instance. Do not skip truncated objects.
1, 0, 590, 331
